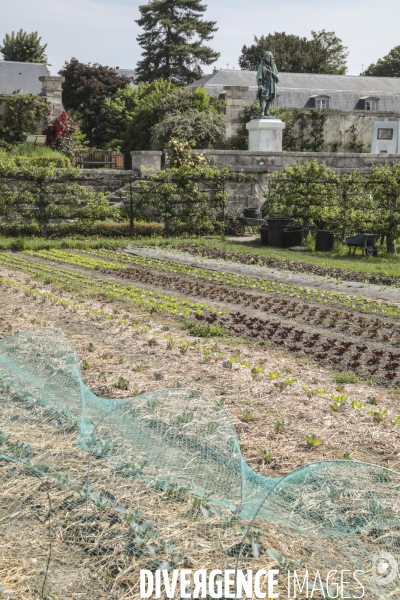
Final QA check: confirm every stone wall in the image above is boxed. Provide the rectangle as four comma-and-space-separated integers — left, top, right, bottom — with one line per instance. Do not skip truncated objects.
323, 111, 400, 151
127, 149, 400, 213
194, 149, 400, 173
68, 169, 136, 195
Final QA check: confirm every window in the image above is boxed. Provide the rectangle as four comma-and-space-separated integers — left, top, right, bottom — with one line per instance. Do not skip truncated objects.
377, 128, 393, 140
365, 99, 377, 111
316, 98, 328, 109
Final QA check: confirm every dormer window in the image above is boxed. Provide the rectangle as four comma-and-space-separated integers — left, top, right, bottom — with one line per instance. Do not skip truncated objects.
316, 98, 328, 109
359, 96, 379, 111
310, 94, 330, 109
365, 99, 377, 111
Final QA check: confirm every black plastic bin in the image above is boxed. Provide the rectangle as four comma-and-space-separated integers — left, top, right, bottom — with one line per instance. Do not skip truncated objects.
267, 218, 294, 248
283, 226, 306, 248
244, 207, 261, 219
315, 230, 335, 252
259, 223, 269, 246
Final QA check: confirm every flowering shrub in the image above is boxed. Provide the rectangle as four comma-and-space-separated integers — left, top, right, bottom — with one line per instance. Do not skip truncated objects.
166, 138, 207, 168
43, 111, 79, 158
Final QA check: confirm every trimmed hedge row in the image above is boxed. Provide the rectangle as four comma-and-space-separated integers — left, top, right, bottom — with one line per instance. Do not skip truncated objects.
12, 155, 71, 168
0, 221, 164, 238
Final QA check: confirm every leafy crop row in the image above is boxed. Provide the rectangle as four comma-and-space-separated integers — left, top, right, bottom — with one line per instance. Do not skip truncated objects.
194, 310, 400, 385
28, 249, 400, 318
0, 253, 212, 317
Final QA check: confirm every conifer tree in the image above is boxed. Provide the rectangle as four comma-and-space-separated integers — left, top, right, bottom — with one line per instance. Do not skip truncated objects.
135, 0, 220, 84
0, 30, 48, 64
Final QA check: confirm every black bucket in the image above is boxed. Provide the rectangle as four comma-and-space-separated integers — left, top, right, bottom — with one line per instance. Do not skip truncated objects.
259, 223, 269, 246
283, 226, 306, 248
267, 218, 294, 248
244, 207, 261, 219
315, 230, 335, 252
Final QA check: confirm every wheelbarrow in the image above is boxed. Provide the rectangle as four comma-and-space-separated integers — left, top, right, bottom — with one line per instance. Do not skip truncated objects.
234, 216, 266, 236
343, 233, 380, 257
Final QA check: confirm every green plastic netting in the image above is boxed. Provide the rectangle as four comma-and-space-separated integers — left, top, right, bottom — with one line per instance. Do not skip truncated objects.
0, 328, 400, 598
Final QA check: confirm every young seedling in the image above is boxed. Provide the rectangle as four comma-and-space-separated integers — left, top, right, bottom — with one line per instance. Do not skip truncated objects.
306, 435, 323, 449
82, 360, 90, 371
118, 377, 128, 390
134, 365, 142, 372
260, 447, 272, 464
98, 371, 106, 379
251, 366, 265, 378
368, 409, 387, 424
330, 403, 341, 412
367, 396, 378, 405
332, 395, 346, 404
351, 401, 364, 409
269, 372, 280, 379
393, 416, 400, 425
243, 409, 254, 422
274, 421, 284, 433
178, 412, 193, 424
87, 342, 94, 352
273, 381, 288, 391
118, 356, 124, 364
337, 385, 345, 393
342, 451, 351, 460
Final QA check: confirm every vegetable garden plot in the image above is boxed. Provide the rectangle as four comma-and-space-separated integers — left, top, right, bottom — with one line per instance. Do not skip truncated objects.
1, 329, 400, 598
25, 249, 400, 386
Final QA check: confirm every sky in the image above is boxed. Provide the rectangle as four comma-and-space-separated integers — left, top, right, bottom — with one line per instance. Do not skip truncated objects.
1, 0, 399, 76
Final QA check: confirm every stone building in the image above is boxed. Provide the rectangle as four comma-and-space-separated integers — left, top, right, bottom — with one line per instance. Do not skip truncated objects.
189, 70, 400, 151
0, 60, 65, 116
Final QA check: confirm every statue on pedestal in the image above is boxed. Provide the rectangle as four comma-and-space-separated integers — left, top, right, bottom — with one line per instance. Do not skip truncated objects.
256, 51, 279, 117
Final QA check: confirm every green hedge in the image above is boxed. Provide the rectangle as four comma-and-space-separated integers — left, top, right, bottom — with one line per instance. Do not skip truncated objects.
12, 155, 71, 168
0, 221, 164, 238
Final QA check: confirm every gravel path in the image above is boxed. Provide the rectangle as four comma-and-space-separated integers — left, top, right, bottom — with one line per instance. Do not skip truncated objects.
122, 246, 400, 303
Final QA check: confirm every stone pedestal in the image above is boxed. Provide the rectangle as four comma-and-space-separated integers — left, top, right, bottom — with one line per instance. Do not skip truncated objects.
246, 118, 285, 152
131, 151, 162, 175
39, 75, 65, 116
223, 85, 249, 139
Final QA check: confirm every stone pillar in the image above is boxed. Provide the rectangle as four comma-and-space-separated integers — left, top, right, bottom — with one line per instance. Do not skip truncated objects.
223, 85, 249, 139
131, 151, 162, 175
246, 118, 285, 152
39, 76, 65, 116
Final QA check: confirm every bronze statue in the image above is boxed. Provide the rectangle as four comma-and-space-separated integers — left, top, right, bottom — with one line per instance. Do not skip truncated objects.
256, 51, 279, 117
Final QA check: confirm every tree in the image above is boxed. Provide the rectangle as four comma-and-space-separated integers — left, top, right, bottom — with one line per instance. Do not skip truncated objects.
263, 160, 341, 230
123, 79, 177, 151
96, 83, 225, 151
135, 0, 220, 84
364, 46, 400, 77
130, 139, 254, 235
0, 29, 48, 64
58, 59, 129, 145
367, 164, 400, 254
239, 30, 348, 74
0, 163, 112, 239
0, 94, 49, 145
150, 109, 225, 149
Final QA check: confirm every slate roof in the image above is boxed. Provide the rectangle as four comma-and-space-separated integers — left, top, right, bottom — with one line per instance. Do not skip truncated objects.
114, 68, 137, 88
189, 70, 400, 112
115, 68, 136, 80
0, 61, 50, 95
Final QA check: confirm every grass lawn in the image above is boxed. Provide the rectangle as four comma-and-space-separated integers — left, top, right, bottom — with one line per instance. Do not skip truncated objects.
174, 236, 400, 278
